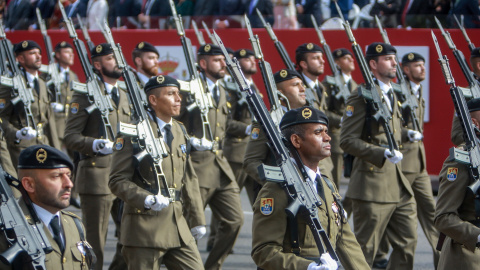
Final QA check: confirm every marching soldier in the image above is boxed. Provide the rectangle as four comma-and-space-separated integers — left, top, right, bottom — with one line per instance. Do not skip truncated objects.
109, 75, 206, 269
64, 43, 129, 270
340, 42, 418, 268
0, 40, 60, 168
131, 41, 159, 87
176, 44, 244, 270
251, 106, 370, 270
0, 144, 95, 269
435, 98, 480, 269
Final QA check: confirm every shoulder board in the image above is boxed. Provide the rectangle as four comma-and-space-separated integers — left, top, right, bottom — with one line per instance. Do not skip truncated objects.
325, 75, 336, 85
117, 81, 127, 91
61, 210, 82, 220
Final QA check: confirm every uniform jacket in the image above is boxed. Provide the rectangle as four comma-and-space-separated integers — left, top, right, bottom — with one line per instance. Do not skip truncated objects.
50, 68, 79, 140
251, 174, 369, 270
64, 82, 131, 195
435, 154, 480, 270
340, 84, 413, 202
109, 118, 205, 249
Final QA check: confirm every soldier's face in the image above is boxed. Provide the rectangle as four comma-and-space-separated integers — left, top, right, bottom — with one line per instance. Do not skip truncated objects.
149, 86, 182, 122
294, 123, 331, 165
239, 56, 257, 76
55, 48, 74, 67
335, 54, 355, 73
371, 55, 397, 81
17, 48, 42, 71
278, 77, 306, 109
403, 61, 425, 84
99, 54, 122, 79
303, 52, 324, 76
202, 55, 226, 81
137, 52, 159, 77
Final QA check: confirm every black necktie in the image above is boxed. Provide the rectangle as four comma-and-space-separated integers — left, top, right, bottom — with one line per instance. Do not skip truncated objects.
111, 87, 119, 107
387, 89, 394, 109
64, 71, 70, 84
347, 80, 352, 92
212, 85, 219, 105
164, 124, 173, 150
315, 175, 326, 203
50, 216, 65, 253
33, 78, 40, 95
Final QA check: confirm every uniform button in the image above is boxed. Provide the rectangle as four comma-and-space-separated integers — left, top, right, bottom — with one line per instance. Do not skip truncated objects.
370, 167, 373, 171
174, 183, 177, 188
118, 110, 120, 113
394, 128, 397, 133
137, 209, 141, 213
216, 123, 220, 127
215, 137, 219, 141
217, 109, 219, 112
92, 162, 96, 166
174, 168, 176, 172
63, 257, 66, 263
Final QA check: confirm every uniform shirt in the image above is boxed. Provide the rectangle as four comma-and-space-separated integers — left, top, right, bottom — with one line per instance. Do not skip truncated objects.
342, 72, 352, 87
59, 66, 70, 83
302, 73, 319, 90
205, 77, 219, 101
136, 72, 149, 86
378, 80, 393, 111
155, 116, 173, 145
33, 203, 64, 245
25, 71, 39, 89
409, 80, 421, 98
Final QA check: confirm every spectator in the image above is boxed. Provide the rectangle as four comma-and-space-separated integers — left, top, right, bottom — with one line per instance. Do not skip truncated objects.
176, 0, 194, 16
330, 0, 353, 20
295, 0, 322, 28
245, 0, 275, 28
65, 0, 88, 18
449, 0, 480, 28
112, 0, 142, 28
403, 0, 434, 28
4, 0, 34, 30
138, 0, 171, 29
273, 0, 298, 29
370, 0, 402, 28
193, 0, 219, 15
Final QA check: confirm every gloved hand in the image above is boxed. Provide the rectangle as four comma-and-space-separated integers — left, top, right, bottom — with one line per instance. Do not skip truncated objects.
307, 253, 338, 270
144, 194, 170, 211
50, 102, 64, 113
190, 225, 207, 240
16, 127, 37, 141
407, 129, 423, 142
190, 137, 213, 151
245, 124, 252, 135
384, 149, 403, 164
92, 139, 114, 155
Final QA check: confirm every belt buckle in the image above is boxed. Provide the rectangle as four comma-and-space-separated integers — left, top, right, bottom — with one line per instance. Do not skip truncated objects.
168, 188, 175, 202
211, 140, 219, 154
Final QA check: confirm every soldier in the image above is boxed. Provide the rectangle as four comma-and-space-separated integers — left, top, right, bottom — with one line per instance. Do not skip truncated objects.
251, 106, 370, 270
0, 144, 95, 269
0, 40, 60, 169
176, 44, 244, 270
131, 41, 159, 87
435, 98, 480, 269
109, 75, 206, 269
340, 42, 418, 268
64, 43, 129, 270
322, 48, 357, 188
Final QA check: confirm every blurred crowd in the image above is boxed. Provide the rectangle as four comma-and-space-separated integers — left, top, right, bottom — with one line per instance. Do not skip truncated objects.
0, 0, 479, 31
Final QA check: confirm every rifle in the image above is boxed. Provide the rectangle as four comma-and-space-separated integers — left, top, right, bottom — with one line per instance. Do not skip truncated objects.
36, 8, 63, 104
59, 2, 115, 141
0, 20, 8, 77
454, 15, 475, 52
435, 17, 480, 100
0, 165, 52, 269
98, 20, 173, 201
0, 20, 37, 132
213, 30, 339, 262
311, 14, 350, 104
375, 15, 422, 132
431, 31, 480, 195
169, 0, 215, 146
201, 21, 218, 46
77, 14, 95, 52
191, 20, 205, 46
256, 8, 319, 107
245, 14, 284, 126
340, 16, 398, 153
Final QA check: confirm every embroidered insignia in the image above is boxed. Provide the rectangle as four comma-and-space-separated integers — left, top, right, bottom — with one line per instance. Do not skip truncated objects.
157, 75, 165, 84
302, 108, 312, 119
251, 127, 260, 140
180, 144, 186, 153
204, 44, 211, 52
138, 42, 145, 49
115, 138, 124, 150
376, 44, 383, 53
71, 103, 79, 114
0, 99, 5, 109
336, 50, 342, 57
346, 105, 354, 117
260, 198, 273, 215
332, 202, 339, 213
239, 49, 246, 56
22, 41, 28, 48
408, 53, 414, 60
447, 167, 458, 181
306, 43, 314, 50
36, 148, 47, 163
280, 69, 288, 78
96, 45, 102, 53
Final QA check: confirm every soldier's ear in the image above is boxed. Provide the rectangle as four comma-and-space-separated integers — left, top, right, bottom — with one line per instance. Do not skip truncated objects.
290, 134, 302, 149
21, 176, 35, 194
198, 58, 207, 70
299, 60, 308, 71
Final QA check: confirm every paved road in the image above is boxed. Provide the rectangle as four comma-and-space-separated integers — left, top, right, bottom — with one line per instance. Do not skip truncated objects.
69, 177, 437, 269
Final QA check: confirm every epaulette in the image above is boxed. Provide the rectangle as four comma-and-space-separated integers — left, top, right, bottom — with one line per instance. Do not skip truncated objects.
325, 75, 337, 86
61, 210, 82, 220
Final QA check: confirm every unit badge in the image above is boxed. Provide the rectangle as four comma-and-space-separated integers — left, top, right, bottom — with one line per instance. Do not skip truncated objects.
71, 103, 79, 114
260, 198, 274, 215
115, 138, 124, 150
0, 99, 5, 109
346, 105, 354, 117
447, 167, 458, 182
251, 128, 260, 140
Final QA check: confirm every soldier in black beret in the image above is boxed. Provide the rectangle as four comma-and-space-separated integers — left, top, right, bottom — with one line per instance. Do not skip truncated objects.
272, 69, 306, 110
365, 42, 396, 59
54, 41, 73, 52
332, 48, 352, 60
197, 43, 224, 56
470, 47, 480, 82
13, 40, 42, 55
132, 42, 160, 87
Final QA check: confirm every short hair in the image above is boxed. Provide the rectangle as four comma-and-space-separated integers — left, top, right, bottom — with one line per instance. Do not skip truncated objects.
132, 50, 143, 67
281, 124, 307, 143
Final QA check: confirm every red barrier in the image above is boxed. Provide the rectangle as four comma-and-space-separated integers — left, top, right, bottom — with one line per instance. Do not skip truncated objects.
5, 28, 479, 174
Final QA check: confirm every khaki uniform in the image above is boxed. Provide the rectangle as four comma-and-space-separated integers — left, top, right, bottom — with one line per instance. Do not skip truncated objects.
64, 83, 131, 270
322, 75, 358, 187
54, 69, 79, 142
0, 76, 60, 168
109, 119, 205, 269
176, 82, 244, 270
435, 153, 480, 270
0, 199, 90, 270
339, 84, 417, 268
251, 175, 370, 270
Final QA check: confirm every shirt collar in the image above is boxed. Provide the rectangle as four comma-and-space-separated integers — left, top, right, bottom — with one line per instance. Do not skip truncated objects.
59, 66, 70, 73
302, 73, 317, 89
206, 77, 217, 92
156, 116, 173, 132
104, 82, 117, 95
377, 80, 392, 95
409, 81, 421, 97
342, 72, 351, 84
33, 203, 59, 228
137, 72, 150, 85
25, 71, 38, 85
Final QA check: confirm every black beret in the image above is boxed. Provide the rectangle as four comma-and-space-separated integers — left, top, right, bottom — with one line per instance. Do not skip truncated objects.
296, 43, 323, 56
333, 48, 353, 59
91, 43, 113, 59
401, 52, 425, 64
471, 47, 480, 58
198, 44, 223, 56
226, 47, 234, 55
280, 106, 329, 130
134, 41, 159, 57
18, 145, 74, 172
274, 69, 302, 84
234, 49, 254, 59
366, 42, 396, 57
14, 40, 41, 55
467, 98, 480, 112
54, 41, 73, 52
144, 75, 180, 93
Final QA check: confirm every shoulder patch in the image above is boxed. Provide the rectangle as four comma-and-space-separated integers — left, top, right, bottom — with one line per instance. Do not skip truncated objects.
260, 198, 274, 215
346, 105, 354, 117
446, 167, 458, 182
70, 103, 79, 114
0, 99, 5, 109
115, 138, 124, 150
251, 127, 260, 140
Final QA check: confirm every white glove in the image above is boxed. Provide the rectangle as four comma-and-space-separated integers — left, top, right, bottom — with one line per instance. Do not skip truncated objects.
144, 195, 170, 212
477, 234, 480, 243
307, 253, 338, 270
407, 129, 423, 142
245, 124, 252, 135
190, 225, 207, 240
190, 137, 213, 151
50, 102, 64, 113
16, 127, 37, 141
92, 139, 114, 155
384, 149, 403, 164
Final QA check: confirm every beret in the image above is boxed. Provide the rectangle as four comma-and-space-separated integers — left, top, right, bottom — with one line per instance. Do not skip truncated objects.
333, 48, 353, 59
401, 52, 425, 64
274, 69, 302, 84
296, 43, 323, 55
18, 145, 74, 172
280, 106, 329, 130
91, 43, 113, 59
467, 98, 480, 112
226, 47, 234, 55
144, 75, 180, 93
54, 41, 73, 52
471, 47, 480, 58
366, 42, 396, 57
198, 44, 223, 56
133, 41, 159, 57
14, 40, 41, 55
234, 49, 254, 59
